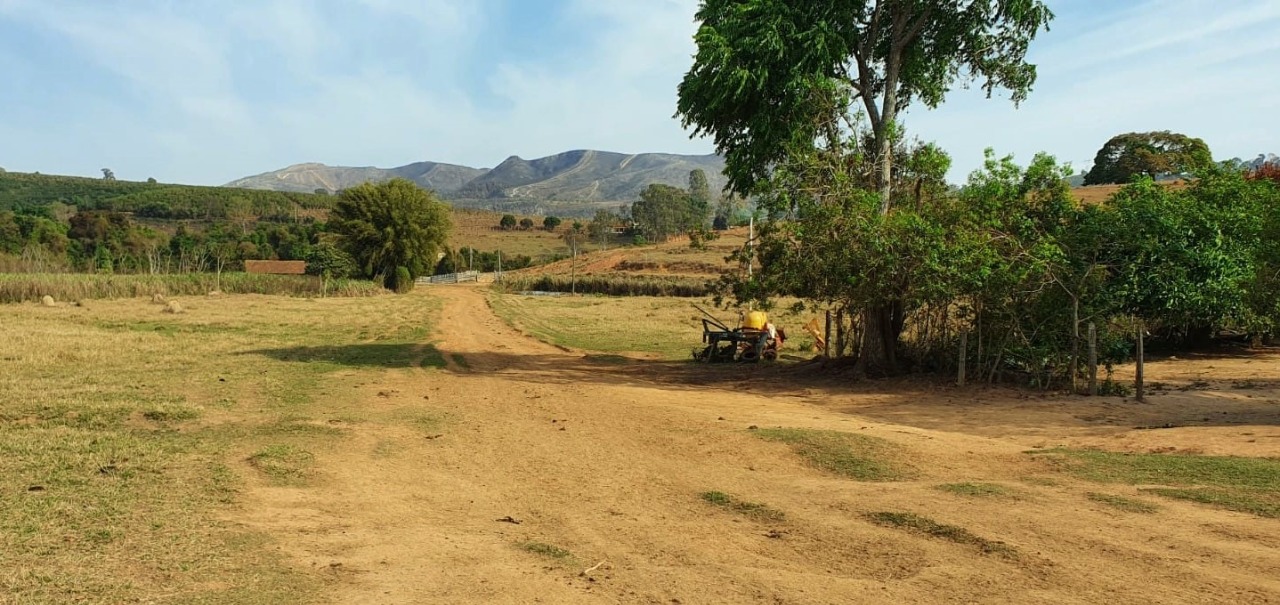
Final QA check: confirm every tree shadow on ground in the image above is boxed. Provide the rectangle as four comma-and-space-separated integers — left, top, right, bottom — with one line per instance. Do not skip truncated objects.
248, 343, 443, 369
244, 344, 1280, 431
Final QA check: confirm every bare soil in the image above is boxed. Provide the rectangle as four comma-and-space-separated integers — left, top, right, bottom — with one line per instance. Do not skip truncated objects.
235, 285, 1280, 604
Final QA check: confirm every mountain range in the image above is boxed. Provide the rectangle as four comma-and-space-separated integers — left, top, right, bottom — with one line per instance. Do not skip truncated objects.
227, 150, 728, 214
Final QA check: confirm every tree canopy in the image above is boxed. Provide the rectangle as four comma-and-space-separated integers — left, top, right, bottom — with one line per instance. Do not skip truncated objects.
328, 178, 451, 288
677, 0, 1053, 208
1083, 131, 1214, 185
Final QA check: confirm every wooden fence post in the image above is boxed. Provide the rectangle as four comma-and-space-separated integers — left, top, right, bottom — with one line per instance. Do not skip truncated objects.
1135, 322, 1145, 402
1088, 322, 1098, 396
835, 309, 845, 358
1071, 299, 1080, 394
824, 310, 832, 359
958, 331, 968, 387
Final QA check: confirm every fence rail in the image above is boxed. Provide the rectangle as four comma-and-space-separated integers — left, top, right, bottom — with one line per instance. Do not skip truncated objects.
417, 271, 494, 285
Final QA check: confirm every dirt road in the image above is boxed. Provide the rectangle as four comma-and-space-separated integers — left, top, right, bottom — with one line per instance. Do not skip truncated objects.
237, 286, 1280, 604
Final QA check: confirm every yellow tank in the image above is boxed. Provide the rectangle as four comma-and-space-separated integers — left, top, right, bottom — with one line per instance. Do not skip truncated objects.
743, 310, 768, 331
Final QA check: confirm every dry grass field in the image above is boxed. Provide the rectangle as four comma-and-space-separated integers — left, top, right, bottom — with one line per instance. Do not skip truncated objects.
0, 292, 445, 604
3, 284, 1279, 604
448, 209, 579, 260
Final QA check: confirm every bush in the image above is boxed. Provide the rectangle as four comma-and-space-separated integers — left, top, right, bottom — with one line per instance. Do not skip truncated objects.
386, 266, 414, 293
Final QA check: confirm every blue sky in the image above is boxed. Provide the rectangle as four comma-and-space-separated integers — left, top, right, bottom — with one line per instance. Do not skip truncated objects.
1, 0, 1277, 185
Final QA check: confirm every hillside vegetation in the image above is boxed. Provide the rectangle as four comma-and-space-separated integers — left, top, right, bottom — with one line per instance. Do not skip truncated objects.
0, 171, 333, 221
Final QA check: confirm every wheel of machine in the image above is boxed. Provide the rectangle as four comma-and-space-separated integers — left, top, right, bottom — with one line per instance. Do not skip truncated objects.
739, 345, 760, 362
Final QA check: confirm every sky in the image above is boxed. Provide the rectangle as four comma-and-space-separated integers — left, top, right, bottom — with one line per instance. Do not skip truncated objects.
1, 0, 1277, 186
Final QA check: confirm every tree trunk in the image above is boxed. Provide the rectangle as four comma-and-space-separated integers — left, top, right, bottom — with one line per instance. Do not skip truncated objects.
856, 305, 898, 376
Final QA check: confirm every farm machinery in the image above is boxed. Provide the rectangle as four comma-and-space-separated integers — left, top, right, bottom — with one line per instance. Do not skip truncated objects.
693, 306, 785, 362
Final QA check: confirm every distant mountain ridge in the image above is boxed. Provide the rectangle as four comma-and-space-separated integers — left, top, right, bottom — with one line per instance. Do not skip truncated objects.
227, 150, 728, 210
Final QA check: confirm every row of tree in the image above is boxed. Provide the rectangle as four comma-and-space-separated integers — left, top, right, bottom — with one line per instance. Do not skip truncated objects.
0, 179, 455, 293
675, 0, 1279, 386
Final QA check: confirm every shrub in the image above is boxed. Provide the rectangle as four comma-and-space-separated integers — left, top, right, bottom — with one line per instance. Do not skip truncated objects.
391, 266, 414, 293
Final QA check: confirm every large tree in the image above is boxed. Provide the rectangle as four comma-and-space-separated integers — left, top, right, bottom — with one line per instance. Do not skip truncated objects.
328, 178, 451, 289
677, 0, 1053, 210
677, 0, 1053, 374
1082, 131, 1213, 185
631, 183, 702, 242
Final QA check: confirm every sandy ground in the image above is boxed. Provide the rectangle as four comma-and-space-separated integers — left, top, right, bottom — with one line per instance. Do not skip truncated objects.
235, 286, 1280, 604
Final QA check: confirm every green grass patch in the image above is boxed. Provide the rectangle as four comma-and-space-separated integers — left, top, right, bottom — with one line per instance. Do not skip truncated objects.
754, 428, 909, 481
865, 512, 1016, 558
246, 445, 315, 485
935, 482, 1014, 498
1086, 492, 1160, 514
701, 491, 786, 522
520, 542, 574, 562
1143, 487, 1278, 518
1036, 448, 1280, 518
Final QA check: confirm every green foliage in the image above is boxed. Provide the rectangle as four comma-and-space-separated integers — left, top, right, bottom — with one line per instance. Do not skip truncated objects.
500, 274, 708, 297
389, 266, 414, 293
0, 170, 332, 219
688, 169, 712, 223
677, 0, 1053, 198
1101, 172, 1267, 342
720, 141, 1280, 383
455, 247, 533, 273
499, 214, 517, 230
631, 183, 703, 242
328, 179, 451, 284
542, 215, 562, 231
518, 217, 535, 230
1083, 131, 1214, 185
305, 240, 356, 280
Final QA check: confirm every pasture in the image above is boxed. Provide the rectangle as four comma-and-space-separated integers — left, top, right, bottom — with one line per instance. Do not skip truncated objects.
2, 285, 1278, 604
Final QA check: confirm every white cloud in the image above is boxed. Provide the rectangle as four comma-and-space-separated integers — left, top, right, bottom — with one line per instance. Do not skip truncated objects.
907, 0, 1280, 180
2, 1, 1275, 185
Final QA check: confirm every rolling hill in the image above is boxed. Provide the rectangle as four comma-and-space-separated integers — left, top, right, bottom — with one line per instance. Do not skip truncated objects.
227, 150, 728, 214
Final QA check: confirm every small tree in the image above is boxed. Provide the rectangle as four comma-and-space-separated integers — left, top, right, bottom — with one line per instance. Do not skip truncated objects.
328, 178, 451, 289
543, 215, 562, 231
519, 217, 535, 230
688, 169, 712, 227
499, 214, 517, 230
147, 177, 157, 184
101, 168, 116, 182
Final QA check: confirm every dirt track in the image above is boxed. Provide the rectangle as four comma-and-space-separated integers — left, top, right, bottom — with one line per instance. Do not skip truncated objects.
237, 286, 1280, 604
